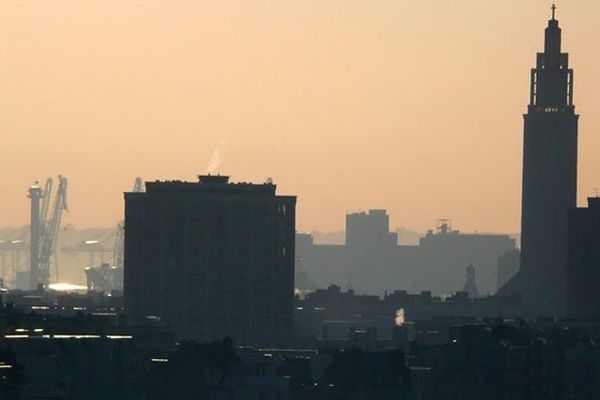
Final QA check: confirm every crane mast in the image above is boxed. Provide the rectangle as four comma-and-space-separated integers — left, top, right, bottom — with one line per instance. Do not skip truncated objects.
40, 178, 53, 232
28, 183, 43, 290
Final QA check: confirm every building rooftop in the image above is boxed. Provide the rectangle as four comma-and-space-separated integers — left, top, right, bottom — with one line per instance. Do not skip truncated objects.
587, 197, 600, 208
138, 175, 288, 197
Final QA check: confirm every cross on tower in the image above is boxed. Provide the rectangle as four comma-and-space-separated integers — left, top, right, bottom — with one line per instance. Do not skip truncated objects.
551, 4, 557, 20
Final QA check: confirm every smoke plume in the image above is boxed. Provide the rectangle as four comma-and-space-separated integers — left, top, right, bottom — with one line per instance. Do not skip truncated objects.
207, 141, 226, 173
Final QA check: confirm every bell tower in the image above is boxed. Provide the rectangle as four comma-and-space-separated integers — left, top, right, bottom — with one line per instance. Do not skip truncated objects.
499, 5, 578, 316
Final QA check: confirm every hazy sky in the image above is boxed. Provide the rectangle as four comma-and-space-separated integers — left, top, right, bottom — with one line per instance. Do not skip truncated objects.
1, 1, 599, 234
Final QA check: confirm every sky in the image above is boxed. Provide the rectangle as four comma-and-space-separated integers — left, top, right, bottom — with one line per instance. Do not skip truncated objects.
1, 0, 599, 234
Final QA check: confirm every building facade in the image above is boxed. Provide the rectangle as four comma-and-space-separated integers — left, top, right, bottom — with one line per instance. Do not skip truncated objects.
124, 175, 296, 345
345, 209, 397, 248
567, 197, 600, 319
496, 249, 520, 291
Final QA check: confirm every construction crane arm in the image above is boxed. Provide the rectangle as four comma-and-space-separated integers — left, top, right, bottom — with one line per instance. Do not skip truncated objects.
113, 177, 144, 270
39, 175, 68, 284
40, 178, 53, 230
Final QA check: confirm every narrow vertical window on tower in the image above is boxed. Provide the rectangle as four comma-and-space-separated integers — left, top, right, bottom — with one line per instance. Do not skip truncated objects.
567, 69, 574, 106
530, 69, 538, 106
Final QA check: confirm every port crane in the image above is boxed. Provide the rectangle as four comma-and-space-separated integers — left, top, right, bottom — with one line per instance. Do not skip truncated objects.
38, 175, 68, 285
0, 224, 29, 287
85, 177, 143, 292
40, 178, 53, 232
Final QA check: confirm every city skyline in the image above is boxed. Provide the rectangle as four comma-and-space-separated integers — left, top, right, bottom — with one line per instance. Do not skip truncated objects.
2, 1, 600, 234
3, 5, 600, 397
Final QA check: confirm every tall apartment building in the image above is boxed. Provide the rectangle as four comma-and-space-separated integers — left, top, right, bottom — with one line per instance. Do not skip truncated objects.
124, 175, 296, 345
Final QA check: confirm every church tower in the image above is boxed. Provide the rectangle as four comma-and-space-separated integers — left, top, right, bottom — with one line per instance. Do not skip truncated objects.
499, 5, 578, 316
463, 264, 480, 299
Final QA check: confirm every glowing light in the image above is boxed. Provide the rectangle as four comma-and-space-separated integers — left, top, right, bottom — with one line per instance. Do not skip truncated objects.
395, 308, 405, 326
53, 334, 100, 339
48, 283, 88, 292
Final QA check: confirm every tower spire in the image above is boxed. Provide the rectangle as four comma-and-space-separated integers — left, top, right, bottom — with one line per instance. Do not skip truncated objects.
544, 4, 562, 55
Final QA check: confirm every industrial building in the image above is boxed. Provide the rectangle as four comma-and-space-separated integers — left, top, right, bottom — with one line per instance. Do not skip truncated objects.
124, 175, 296, 345
297, 212, 515, 296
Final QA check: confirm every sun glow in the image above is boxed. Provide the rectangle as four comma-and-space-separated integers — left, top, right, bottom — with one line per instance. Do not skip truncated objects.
48, 283, 88, 292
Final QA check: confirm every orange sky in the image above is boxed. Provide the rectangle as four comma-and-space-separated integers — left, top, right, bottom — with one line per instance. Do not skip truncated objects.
1, 1, 599, 234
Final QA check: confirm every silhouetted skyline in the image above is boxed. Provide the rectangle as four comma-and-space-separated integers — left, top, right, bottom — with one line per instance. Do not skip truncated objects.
1, 2, 600, 234
3, 6, 600, 399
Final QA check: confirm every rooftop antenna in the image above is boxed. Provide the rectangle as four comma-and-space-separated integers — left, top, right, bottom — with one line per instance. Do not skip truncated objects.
551, 3, 557, 20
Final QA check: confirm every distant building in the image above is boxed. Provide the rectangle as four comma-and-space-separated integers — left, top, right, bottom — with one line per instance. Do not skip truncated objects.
345, 209, 397, 248
567, 197, 600, 319
416, 221, 515, 295
297, 216, 515, 296
294, 284, 531, 342
497, 249, 520, 291
295, 233, 318, 291
124, 175, 296, 345
463, 264, 479, 299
